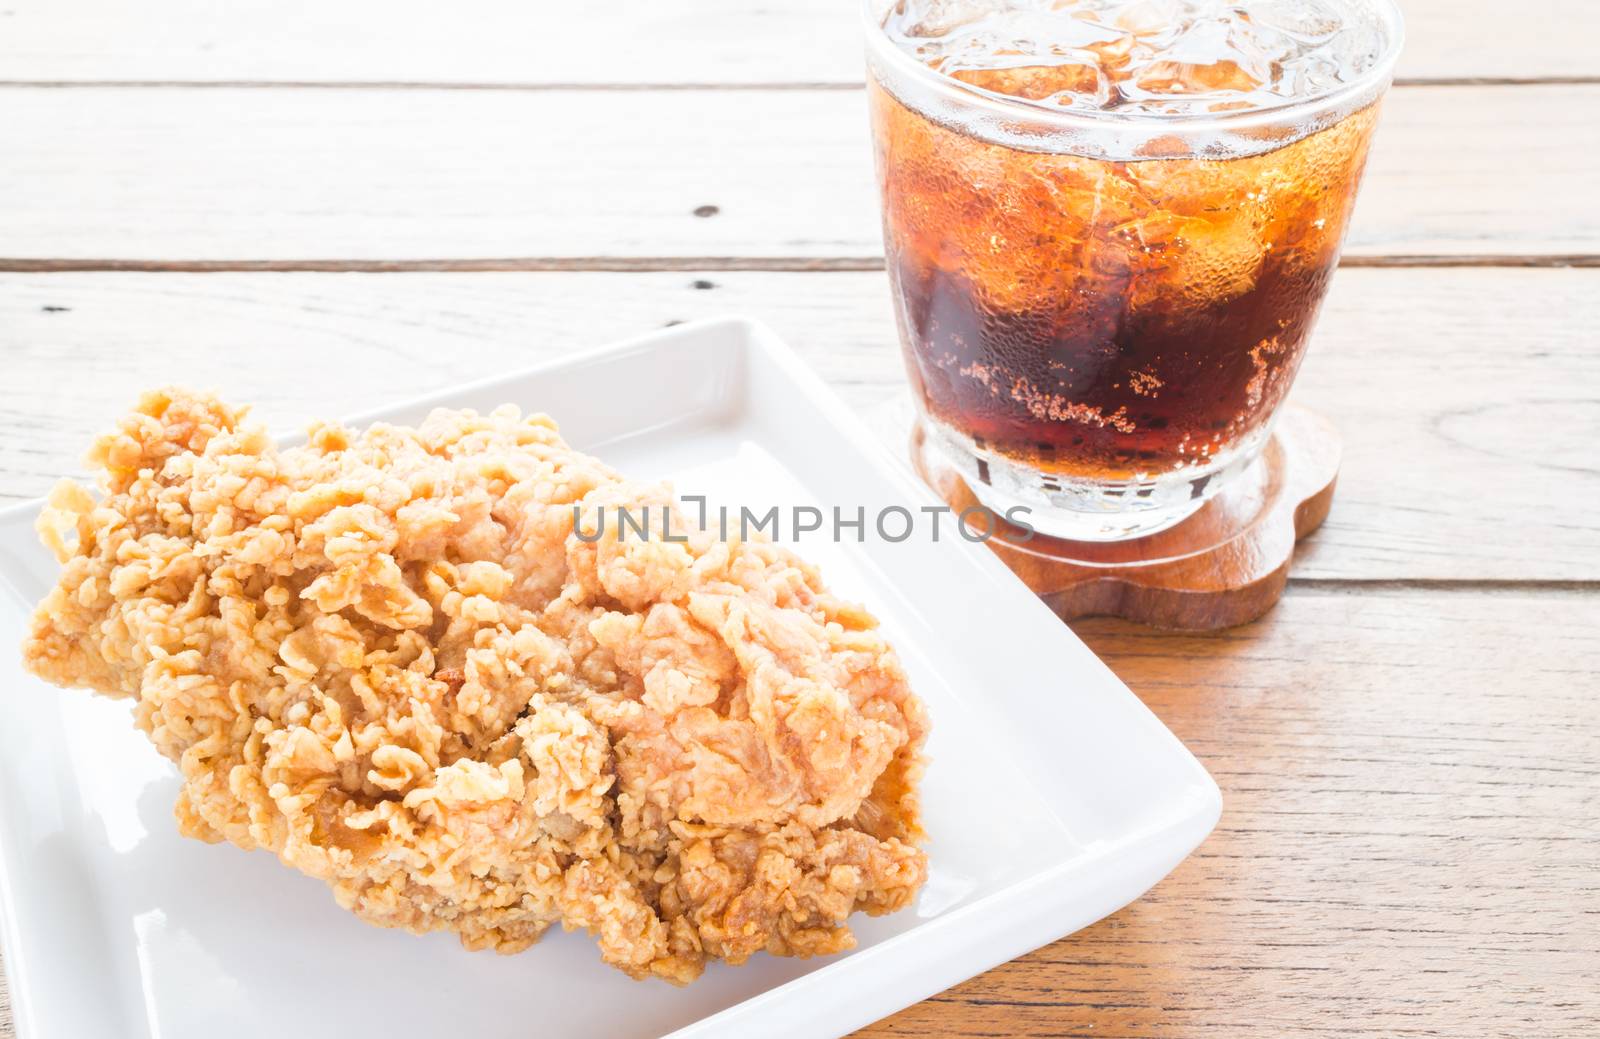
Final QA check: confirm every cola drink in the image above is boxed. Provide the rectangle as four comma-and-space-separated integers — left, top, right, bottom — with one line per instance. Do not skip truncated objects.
867, 0, 1401, 539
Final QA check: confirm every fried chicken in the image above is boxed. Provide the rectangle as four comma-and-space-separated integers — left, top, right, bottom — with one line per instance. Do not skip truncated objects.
21, 389, 928, 983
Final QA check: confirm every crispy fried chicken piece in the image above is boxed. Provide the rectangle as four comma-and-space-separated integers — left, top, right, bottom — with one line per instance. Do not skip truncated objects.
21, 389, 927, 982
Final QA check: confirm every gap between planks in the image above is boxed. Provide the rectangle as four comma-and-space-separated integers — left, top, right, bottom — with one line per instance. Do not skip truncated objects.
2, 256, 1599, 273
0, 77, 1595, 90
1286, 578, 1599, 595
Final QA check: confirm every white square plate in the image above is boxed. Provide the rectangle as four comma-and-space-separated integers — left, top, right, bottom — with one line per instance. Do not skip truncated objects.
0, 318, 1220, 1039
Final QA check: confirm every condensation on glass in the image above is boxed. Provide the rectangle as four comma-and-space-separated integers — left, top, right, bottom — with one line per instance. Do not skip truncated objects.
867, 0, 1403, 540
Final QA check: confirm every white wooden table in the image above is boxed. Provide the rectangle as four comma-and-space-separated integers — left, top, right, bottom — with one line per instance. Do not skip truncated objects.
2, 2, 1598, 1036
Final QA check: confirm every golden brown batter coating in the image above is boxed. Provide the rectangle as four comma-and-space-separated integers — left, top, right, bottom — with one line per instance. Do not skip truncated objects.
22, 389, 927, 983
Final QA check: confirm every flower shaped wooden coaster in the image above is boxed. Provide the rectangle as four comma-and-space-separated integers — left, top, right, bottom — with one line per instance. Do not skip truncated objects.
911, 405, 1340, 631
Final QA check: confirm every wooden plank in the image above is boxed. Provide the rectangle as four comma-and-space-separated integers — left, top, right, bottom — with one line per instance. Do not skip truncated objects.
0, 268, 1596, 581
0, 85, 1595, 264
2, 587, 1595, 1035
859, 586, 1600, 1038
0, 0, 1588, 86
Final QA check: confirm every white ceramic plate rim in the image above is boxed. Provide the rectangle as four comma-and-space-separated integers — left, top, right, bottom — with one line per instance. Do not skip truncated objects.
0, 317, 1221, 1039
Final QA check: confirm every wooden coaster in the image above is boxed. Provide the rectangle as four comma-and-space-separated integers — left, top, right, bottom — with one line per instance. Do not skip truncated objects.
911, 405, 1340, 631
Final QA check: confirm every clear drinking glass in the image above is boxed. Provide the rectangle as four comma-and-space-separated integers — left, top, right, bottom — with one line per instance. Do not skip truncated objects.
865, 0, 1404, 541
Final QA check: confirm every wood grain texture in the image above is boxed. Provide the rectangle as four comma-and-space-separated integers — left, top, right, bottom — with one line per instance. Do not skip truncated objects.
0, 0, 1589, 85
2, 2, 1598, 1031
0, 85, 1596, 263
3, 589, 1594, 1036
1, 268, 1595, 581
859, 586, 1600, 1038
